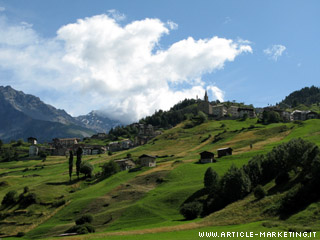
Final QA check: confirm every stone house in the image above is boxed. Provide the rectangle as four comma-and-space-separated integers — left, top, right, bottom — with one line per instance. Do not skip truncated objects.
27, 137, 37, 145
139, 154, 156, 167
114, 159, 136, 171
291, 110, 306, 121
238, 107, 255, 118
306, 111, 319, 119
29, 145, 38, 157
52, 138, 80, 148
212, 104, 228, 118
199, 151, 215, 163
217, 147, 233, 158
121, 139, 134, 149
227, 106, 239, 118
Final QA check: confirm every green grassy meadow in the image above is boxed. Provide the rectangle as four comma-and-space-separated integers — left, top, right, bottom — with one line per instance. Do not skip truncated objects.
1, 118, 320, 239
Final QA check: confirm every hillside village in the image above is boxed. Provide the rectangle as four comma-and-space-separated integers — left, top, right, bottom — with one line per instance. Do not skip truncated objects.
26, 91, 319, 161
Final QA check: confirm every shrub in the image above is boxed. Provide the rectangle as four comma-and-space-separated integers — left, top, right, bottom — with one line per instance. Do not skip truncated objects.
180, 201, 202, 220
66, 223, 95, 234
253, 185, 266, 200
220, 164, 251, 203
52, 199, 66, 208
20, 193, 38, 207
75, 214, 93, 225
17, 232, 25, 237
80, 161, 94, 178
1, 190, 18, 205
101, 160, 120, 178
23, 186, 29, 193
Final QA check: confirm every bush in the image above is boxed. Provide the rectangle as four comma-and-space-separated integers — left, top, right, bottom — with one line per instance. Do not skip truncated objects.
220, 164, 251, 203
75, 214, 93, 225
66, 223, 95, 234
39, 151, 47, 160
20, 193, 38, 207
23, 186, 29, 193
253, 185, 266, 199
1, 190, 18, 205
52, 199, 66, 208
101, 160, 120, 178
17, 232, 25, 237
180, 201, 202, 220
80, 161, 94, 178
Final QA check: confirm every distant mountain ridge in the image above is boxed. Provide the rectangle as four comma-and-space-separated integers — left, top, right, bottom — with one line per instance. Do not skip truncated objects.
0, 86, 119, 142
0, 86, 78, 125
75, 111, 121, 133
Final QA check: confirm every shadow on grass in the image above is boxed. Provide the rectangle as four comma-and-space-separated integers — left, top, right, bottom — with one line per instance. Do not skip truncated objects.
46, 178, 81, 186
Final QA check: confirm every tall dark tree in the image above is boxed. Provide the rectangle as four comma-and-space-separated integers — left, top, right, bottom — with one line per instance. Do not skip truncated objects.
69, 150, 74, 181
204, 167, 219, 192
76, 147, 83, 179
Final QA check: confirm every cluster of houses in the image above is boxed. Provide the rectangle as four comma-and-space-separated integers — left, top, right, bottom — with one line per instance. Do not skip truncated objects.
198, 91, 319, 121
106, 124, 161, 152
28, 137, 106, 157
198, 91, 255, 119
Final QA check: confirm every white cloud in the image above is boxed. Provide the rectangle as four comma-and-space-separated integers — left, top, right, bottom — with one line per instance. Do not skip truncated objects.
0, 7, 5, 12
167, 20, 178, 30
263, 44, 286, 61
0, 13, 252, 123
107, 9, 126, 21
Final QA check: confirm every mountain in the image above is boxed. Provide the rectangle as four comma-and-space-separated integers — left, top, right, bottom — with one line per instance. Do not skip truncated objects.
0, 86, 95, 142
0, 86, 79, 125
75, 111, 121, 133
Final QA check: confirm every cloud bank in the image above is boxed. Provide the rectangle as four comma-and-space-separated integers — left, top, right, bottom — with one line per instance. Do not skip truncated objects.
263, 44, 286, 61
0, 13, 252, 123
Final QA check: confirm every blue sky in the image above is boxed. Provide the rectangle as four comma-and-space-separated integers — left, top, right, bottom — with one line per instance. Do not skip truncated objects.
0, 0, 319, 123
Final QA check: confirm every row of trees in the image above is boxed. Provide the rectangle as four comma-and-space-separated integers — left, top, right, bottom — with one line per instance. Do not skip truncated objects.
67, 147, 122, 181
180, 138, 320, 219
68, 147, 94, 181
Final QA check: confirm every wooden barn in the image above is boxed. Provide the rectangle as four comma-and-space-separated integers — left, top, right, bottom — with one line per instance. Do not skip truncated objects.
217, 147, 233, 158
199, 151, 215, 163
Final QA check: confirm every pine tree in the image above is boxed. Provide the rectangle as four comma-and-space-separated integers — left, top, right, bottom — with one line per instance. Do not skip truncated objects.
69, 150, 73, 181
76, 147, 83, 179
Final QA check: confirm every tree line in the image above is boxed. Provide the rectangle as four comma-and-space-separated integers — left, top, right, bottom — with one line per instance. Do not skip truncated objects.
180, 138, 320, 219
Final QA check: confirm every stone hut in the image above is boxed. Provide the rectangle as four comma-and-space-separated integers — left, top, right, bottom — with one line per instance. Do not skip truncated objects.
139, 154, 156, 167
114, 159, 136, 171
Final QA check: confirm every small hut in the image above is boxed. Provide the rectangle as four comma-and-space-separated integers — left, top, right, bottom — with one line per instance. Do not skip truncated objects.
199, 151, 215, 163
139, 154, 156, 167
217, 147, 233, 158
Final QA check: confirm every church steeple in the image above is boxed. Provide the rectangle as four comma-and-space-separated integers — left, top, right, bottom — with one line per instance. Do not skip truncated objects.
204, 90, 208, 102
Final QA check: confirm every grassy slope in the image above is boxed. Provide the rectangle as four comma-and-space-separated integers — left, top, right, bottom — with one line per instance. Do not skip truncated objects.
1, 118, 320, 239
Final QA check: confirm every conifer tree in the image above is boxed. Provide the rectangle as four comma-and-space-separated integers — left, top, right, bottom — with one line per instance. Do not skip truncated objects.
69, 150, 73, 181
76, 147, 83, 179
